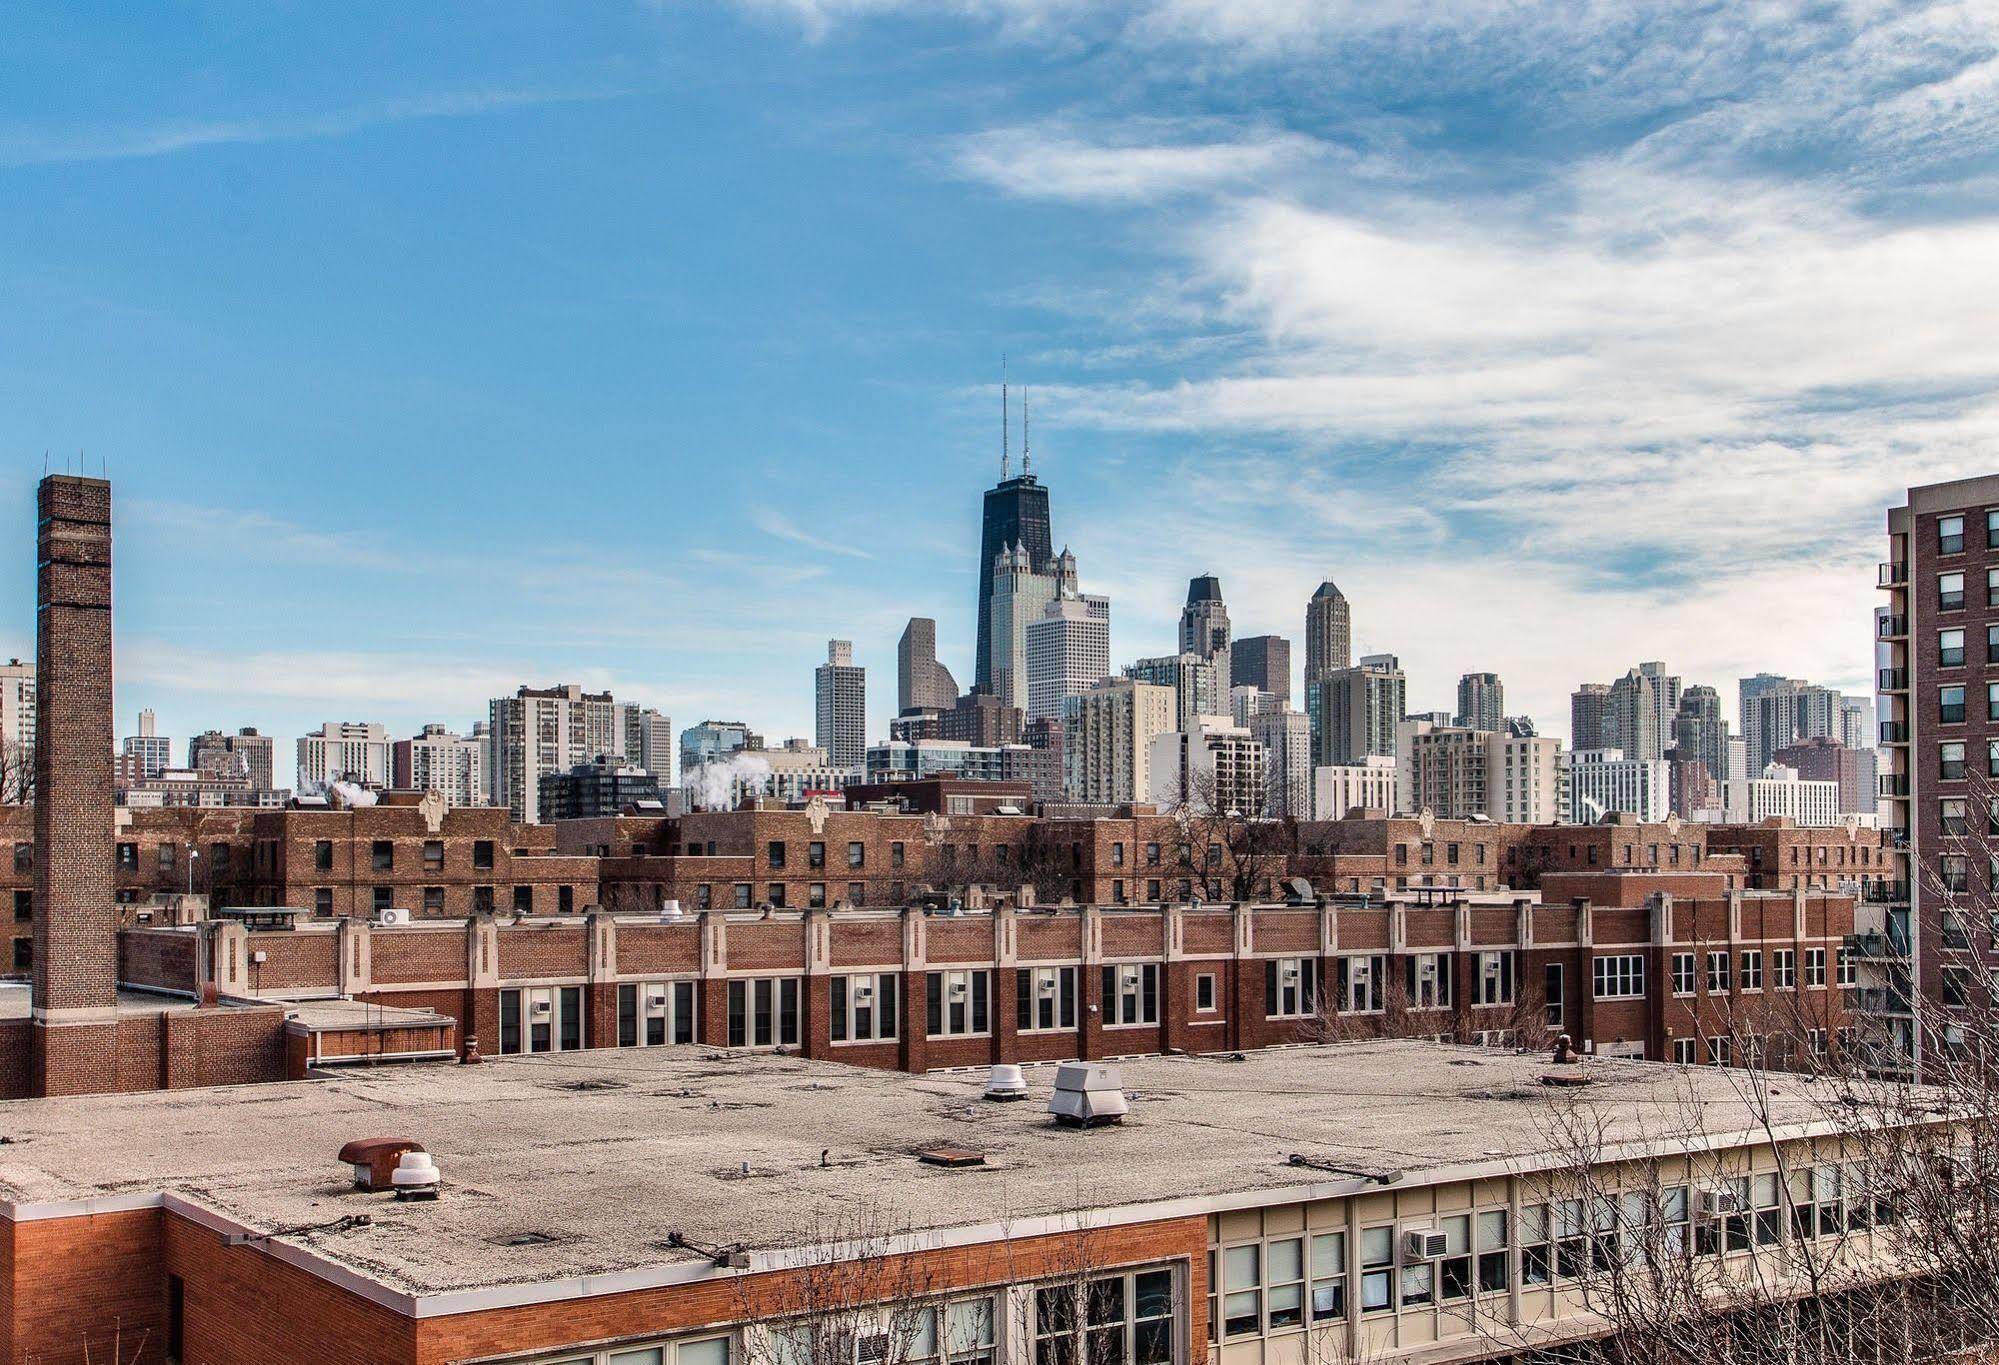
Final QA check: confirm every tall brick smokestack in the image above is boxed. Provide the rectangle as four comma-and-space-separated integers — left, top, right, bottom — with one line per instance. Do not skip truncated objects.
32, 475, 117, 1096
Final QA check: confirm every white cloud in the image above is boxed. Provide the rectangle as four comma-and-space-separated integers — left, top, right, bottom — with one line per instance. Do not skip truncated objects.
748, 508, 874, 559
953, 123, 1324, 202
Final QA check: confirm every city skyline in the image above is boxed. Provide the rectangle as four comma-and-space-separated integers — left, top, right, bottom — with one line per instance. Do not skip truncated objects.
3, 4, 1968, 781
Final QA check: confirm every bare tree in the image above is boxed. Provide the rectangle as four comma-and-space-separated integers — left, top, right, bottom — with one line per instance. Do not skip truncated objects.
1162, 764, 1296, 904
0, 740, 32, 806
732, 1205, 946, 1365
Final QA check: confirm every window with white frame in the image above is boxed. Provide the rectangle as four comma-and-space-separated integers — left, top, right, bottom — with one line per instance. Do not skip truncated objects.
1672, 1037, 1697, 1064
1471, 951, 1514, 1006
762, 1299, 993, 1365
926, 969, 991, 1038
1771, 948, 1796, 990
1195, 973, 1217, 1012
1266, 957, 1319, 1018
1358, 1226, 1395, 1313
537, 1332, 732, 1365
499, 986, 584, 1055
617, 980, 696, 1048
1592, 954, 1644, 1000
1707, 1036, 1732, 1066
1102, 963, 1160, 1026
1706, 950, 1731, 993
1033, 1268, 1174, 1365
1837, 946, 1856, 987
728, 977, 801, 1048
1404, 952, 1452, 1009
1016, 966, 1077, 1032
830, 972, 899, 1043
1739, 950, 1763, 991
1671, 952, 1695, 996
1804, 946, 1827, 987
1337, 955, 1382, 1014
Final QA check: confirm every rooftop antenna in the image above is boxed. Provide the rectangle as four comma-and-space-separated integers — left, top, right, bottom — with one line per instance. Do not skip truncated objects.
1022, 389, 1031, 477
1000, 354, 1010, 481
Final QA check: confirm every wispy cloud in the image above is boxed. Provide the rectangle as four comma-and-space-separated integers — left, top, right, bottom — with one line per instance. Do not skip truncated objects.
749, 507, 874, 559
953, 122, 1325, 202
0, 85, 629, 167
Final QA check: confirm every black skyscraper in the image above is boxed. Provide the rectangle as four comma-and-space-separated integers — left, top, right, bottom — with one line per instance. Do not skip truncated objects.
974, 473, 1053, 694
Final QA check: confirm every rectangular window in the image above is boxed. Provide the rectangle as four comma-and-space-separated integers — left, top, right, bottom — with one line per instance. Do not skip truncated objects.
733, 883, 752, 909
1405, 952, 1452, 1009
1941, 571, 1966, 609
423, 886, 444, 914
1311, 1231, 1348, 1322
1739, 950, 1762, 991
1941, 513, 1966, 554
1673, 1037, 1697, 1064
371, 840, 393, 871
1268, 957, 1322, 1017
1942, 687, 1967, 724
1942, 855, 1970, 892
891, 842, 905, 868
727, 977, 802, 1048
1196, 973, 1217, 1011
927, 970, 991, 1038
1471, 951, 1514, 1006
1102, 963, 1160, 1026
1941, 629, 1966, 667
618, 980, 697, 1046
1593, 954, 1645, 1000
1989, 626, 1999, 666
1804, 946, 1827, 987
472, 840, 494, 870
1988, 566, 1999, 607
12, 890, 28, 922
1359, 1226, 1395, 1314
1016, 966, 1078, 1032
1990, 508, 1999, 548
1671, 952, 1695, 997
116, 842, 137, 871
848, 841, 865, 868
423, 840, 444, 871
1706, 950, 1731, 993
808, 883, 826, 909
1837, 946, 1856, 987
11, 844, 28, 873
312, 839, 332, 872
808, 841, 825, 870
1033, 1271, 1172, 1365
1544, 962, 1564, 1027
1772, 948, 1796, 989
1112, 842, 1125, 867
513, 885, 533, 913
1943, 741, 1967, 778
1943, 798, 1971, 835
829, 972, 898, 1043
497, 987, 584, 1054
767, 841, 786, 870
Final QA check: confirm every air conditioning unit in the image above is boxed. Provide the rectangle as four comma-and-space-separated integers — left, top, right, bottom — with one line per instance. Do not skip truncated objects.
1350, 961, 1370, 982
855, 1333, 892, 1365
1280, 964, 1300, 986
1698, 1186, 1742, 1216
1419, 960, 1438, 981
853, 982, 875, 1006
1119, 966, 1140, 991
1403, 1229, 1449, 1260
646, 991, 669, 1013
1483, 959, 1503, 980
530, 994, 553, 1017
1037, 973, 1059, 1000
949, 980, 969, 1000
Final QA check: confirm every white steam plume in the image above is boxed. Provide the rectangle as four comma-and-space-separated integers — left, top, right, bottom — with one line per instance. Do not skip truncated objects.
689, 752, 773, 811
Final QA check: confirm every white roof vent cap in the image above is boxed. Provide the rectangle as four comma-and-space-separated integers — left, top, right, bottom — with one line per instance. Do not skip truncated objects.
392, 1151, 442, 1201
985, 1063, 1029, 1102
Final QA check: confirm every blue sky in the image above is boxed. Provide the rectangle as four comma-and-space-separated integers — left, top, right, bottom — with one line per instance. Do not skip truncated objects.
3, 2, 1996, 784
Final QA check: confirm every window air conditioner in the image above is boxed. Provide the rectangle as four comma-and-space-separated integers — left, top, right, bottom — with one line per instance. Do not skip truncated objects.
1037, 974, 1059, 1000
853, 982, 875, 1006
530, 997, 552, 1017
949, 980, 969, 1000
1280, 965, 1300, 986
1402, 1229, 1449, 1260
1698, 1186, 1742, 1216
1483, 959, 1503, 979
1119, 966, 1140, 991
1350, 961, 1370, 982
646, 991, 669, 1013
855, 1334, 892, 1365
1419, 960, 1438, 981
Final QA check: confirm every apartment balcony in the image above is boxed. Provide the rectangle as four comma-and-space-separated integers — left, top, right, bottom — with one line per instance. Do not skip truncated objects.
1879, 772, 1911, 799
1878, 614, 1907, 640
1850, 986, 1914, 1016
1878, 561, 1909, 588
1877, 667, 1908, 692
1862, 880, 1911, 905
1846, 928, 1911, 961
1878, 721, 1907, 745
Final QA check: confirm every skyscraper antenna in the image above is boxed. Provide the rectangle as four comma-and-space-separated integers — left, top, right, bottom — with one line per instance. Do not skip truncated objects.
1001, 354, 1010, 480
1022, 389, 1031, 476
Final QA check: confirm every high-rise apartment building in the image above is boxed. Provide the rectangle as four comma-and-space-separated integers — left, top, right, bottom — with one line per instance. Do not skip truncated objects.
1772, 736, 1875, 817
1124, 653, 1223, 733
1407, 726, 1490, 819
393, 724, 489, 807
487, 686, 623, 824
1148, 716, 1265, 816
974, 469, 1053, 695
1723, 762, 1841, 827
1454, 672, 1504, 732
1670, 685, 1730, 786
1486, 733, 1564, 825
1307, 653, 1405, 767
814, 640, 866, 770
1312, 754, 1398, 819
989, 544, 1079, 713
621, 705, 675, 786
187, 727, 275, 792
1248, 708, 1310, 818
1570, 682, 1611, 751
296, 721, 393, 792
1741, 677, 1844, 775
1178, 576, 1232, 693
1839, 696, 1876, 752
1062, 678, 1174, 805
1602, 663, 1680, 763
1303, 581, 1350, 683
121, 709, 171, 781
1231, 635, 1291, 709
0, 657, 35, 804
1562, 749, 1670, 823
1024, 593, 1110, 724
896, 618, 959, 714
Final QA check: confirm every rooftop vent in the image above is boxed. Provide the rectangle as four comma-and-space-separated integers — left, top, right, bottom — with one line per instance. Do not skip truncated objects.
1048, 1062, 1128, 1128
338, 1137, 426, 1192
985, 1063, 1029, 1102
390, 1151, 441, 1201
659, 899, 687, 922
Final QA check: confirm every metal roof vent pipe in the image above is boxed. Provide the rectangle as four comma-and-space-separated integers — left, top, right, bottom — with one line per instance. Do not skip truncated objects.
391, 1151, 442, 1201
1048, 1062, 1129, 1127
985, 1063, 1029, 1102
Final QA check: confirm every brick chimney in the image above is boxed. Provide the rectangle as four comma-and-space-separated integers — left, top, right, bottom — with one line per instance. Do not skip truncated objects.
31, 475, 118, 1096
